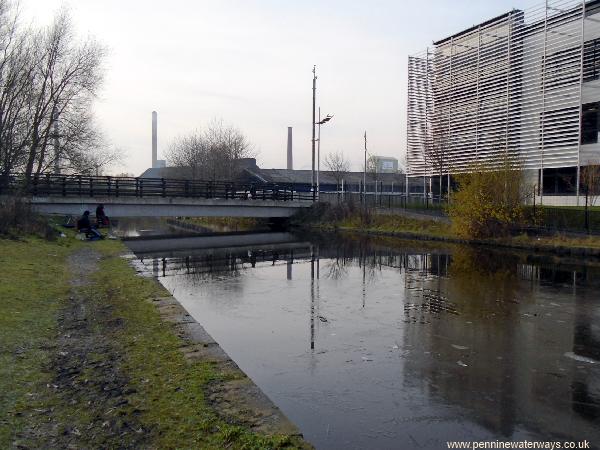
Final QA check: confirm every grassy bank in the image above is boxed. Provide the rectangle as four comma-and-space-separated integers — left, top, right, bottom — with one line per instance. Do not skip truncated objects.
0, 236, 75, 446
183, 216, 265, 232
300, 204, 600, 256
338, 212, 452, 239
0, 233, 308, 449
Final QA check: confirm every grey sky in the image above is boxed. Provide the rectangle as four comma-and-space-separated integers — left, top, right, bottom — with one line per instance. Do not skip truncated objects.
23, 0, 530, 175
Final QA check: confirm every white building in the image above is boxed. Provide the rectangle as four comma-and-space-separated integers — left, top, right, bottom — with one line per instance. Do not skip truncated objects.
370, 156, 400, 173
407, 0, 600, 205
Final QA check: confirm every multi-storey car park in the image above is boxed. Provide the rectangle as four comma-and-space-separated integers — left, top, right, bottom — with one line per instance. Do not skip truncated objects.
407, 0, 600, 205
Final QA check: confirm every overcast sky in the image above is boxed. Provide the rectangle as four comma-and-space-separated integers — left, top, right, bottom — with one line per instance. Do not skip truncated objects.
23, 0, 532, 175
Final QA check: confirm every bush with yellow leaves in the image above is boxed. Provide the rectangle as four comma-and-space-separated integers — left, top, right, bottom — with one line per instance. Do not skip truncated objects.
448, 156, 531, 239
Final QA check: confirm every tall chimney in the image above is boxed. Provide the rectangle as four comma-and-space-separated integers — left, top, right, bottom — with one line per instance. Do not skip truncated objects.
152, 111, 158, 168
287, 127, 293, 170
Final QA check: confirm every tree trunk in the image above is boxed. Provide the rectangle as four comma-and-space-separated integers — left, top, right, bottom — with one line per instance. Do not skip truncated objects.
24, 135, 39, 180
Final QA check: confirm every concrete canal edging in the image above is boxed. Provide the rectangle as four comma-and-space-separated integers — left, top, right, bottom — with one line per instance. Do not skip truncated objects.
125, 253, 308, 442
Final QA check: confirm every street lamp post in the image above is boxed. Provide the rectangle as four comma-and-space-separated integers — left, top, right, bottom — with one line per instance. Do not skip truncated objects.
316, 108, 333, 199
312, 66, 317, 201
317, 107, 321, 198
363, 131, 368, 204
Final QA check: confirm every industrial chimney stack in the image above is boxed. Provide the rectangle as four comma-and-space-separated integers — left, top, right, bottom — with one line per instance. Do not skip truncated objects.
287, 127, 293, 170
152, 111, 158, 168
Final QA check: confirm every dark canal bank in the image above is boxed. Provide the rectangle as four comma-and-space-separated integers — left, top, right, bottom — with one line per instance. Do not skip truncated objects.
127, 231, 600, 450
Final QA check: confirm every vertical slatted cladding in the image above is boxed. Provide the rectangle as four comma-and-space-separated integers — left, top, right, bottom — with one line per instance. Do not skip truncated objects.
407, 0, 585, 176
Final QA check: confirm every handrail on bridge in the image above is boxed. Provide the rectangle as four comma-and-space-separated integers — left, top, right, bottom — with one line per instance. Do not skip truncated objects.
1, 173, 316, 202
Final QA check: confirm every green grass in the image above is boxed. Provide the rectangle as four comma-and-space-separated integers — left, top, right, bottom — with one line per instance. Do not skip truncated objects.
1, 232, 307, 449
532, 204, 600, 211
184, 216, 264, 232
89, 244, 305, 449
511, 232, 600, 249
312, 208, 600, 253
336, 213, 452, 239
0, 235, 78, 447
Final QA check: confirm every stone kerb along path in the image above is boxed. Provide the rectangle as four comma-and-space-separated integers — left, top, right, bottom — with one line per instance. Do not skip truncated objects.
127, 255, 306, 441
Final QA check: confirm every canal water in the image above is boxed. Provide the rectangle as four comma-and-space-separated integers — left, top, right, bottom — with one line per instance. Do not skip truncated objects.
129, 232, 600, 449
111, 217, 211, 238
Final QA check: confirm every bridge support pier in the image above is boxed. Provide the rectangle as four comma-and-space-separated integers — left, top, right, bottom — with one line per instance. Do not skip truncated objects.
267, 217, 290, 231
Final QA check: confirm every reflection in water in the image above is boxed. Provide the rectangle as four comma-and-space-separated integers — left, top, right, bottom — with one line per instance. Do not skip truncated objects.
112, 217, 209, 238
130, 233, 600, 450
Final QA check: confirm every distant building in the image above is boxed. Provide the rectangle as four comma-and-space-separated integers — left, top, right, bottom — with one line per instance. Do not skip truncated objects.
139, 158, 259, 180
407, 0, 600, 205
140, 159, 419, 193
139, 166, 194, 179
369, 156, 400, 174
237, 166, 410, 193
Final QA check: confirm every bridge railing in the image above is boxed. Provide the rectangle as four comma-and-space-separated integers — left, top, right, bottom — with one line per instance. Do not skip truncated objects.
3, 173, 315, 202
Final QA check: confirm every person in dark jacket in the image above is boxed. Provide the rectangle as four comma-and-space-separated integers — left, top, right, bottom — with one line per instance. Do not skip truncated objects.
77, 211, 91, 231
77, 211, 103, 239
95, 204, 109, 227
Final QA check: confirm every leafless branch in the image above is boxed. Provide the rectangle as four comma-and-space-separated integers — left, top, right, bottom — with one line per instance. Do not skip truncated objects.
324, 151, 350, 189
166, 120, 254, 181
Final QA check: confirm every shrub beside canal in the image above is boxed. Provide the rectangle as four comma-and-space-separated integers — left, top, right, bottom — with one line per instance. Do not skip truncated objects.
0, 195, 48, 237
296, 202, 600, 256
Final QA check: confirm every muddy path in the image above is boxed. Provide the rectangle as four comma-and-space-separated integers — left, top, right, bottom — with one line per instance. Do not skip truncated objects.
18, 247, 148, 449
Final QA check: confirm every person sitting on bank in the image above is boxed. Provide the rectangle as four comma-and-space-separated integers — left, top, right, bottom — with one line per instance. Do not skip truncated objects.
77, 211, 103, 239
96, 204, 109, 227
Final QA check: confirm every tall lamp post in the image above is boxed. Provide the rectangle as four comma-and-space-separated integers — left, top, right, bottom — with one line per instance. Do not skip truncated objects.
363, 131, 368, 204
316, 108, 333, 198
312, 66, 317, 200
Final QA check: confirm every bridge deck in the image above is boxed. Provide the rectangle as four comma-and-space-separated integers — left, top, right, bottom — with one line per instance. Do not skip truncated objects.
28, 195, 311, 218
2, 173, 314, 218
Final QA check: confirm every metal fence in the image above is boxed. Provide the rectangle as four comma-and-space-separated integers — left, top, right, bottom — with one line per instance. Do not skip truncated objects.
1, 173, 314, 202
319, 192, 600, 234
526, 206, 600, 234
318, 191, 446, 211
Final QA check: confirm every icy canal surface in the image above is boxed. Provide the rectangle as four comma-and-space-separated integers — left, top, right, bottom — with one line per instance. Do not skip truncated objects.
132, 232, 600, 449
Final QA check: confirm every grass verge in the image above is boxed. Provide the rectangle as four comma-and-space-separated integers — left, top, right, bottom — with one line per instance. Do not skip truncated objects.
183, 216, 265, 232
338, 213, 452, 239
1, 233, 308, 449
0, 235, 78, 447
91, 241, 305, 449
301, 204, 600, 256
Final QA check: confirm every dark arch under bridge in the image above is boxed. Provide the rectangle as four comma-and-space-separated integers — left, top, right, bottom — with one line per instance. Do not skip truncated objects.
1, 173, 314, 218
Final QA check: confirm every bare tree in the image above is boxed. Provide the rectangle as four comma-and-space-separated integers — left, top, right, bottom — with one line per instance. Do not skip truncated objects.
167, 132, 207, 179
424, 131, 449, 198
24, 9, 106, 178
581, 163, 600, 207
365, 156, 378, 183
69, 145, 124, 176
0, 3, 108, 186
166, 120, 254, 181
324, 151, 350, 190
0, 1, 35, 185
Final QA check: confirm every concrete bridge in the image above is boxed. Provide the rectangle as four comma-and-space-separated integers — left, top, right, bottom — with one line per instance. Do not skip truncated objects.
3, 173, 313, 218
29, 195, 310, 218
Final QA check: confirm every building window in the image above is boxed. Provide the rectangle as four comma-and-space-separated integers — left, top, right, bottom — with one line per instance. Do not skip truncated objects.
541, 167, 577, 195
584, 38, 600, 82
582, 102, 599, 144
